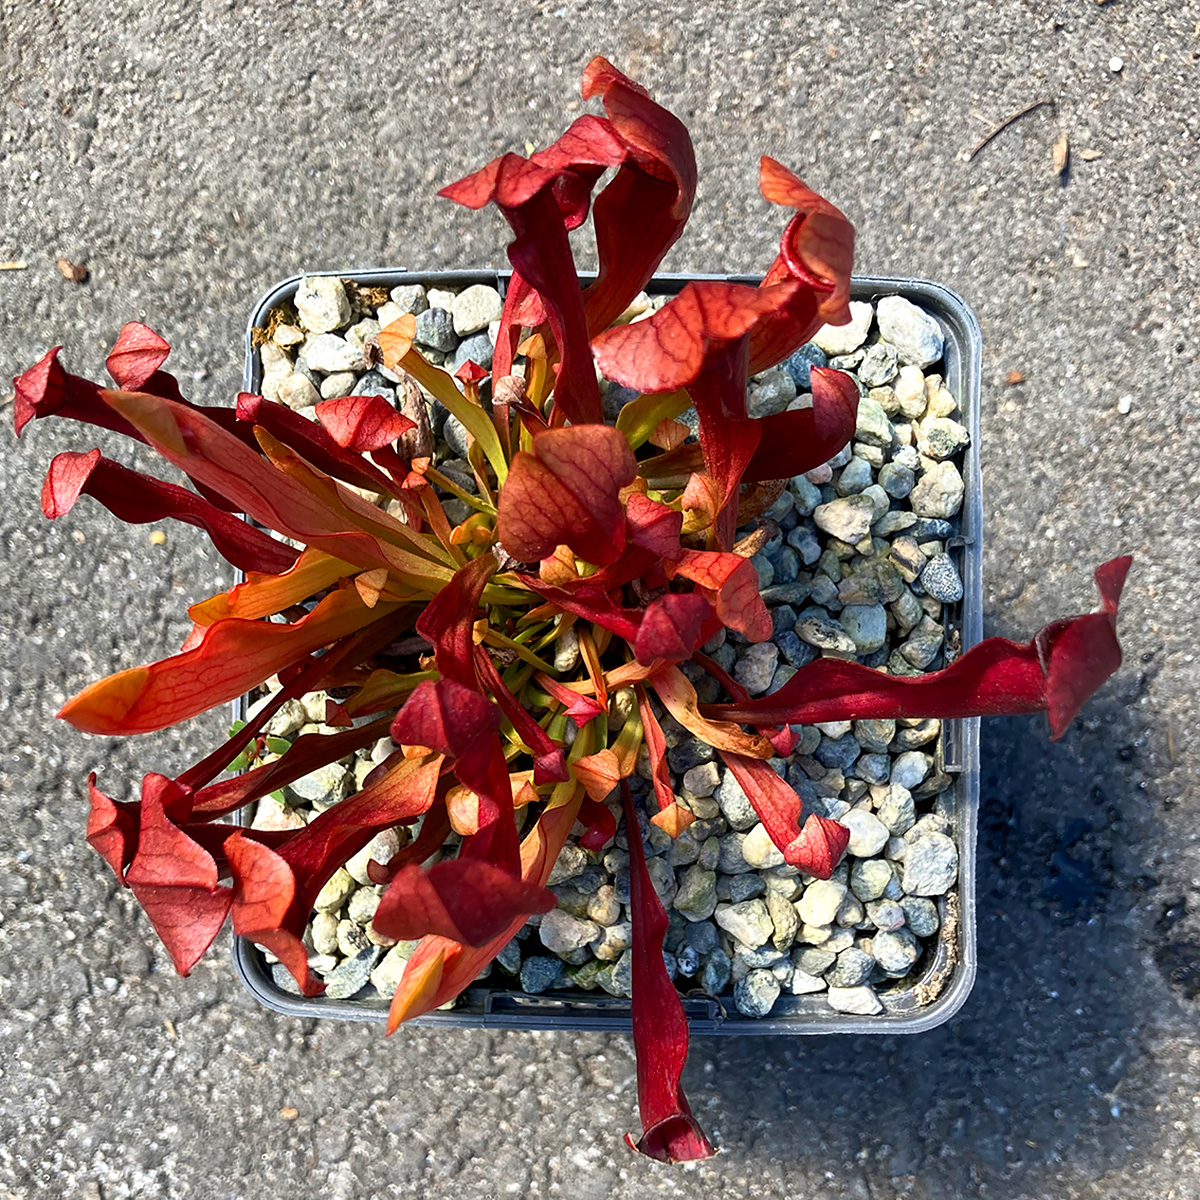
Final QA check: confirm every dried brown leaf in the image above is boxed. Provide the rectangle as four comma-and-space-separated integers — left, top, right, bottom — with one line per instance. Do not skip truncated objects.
56, 257, 88, 283
1052, 133, 1070, 177
1079, 148, 1104, 161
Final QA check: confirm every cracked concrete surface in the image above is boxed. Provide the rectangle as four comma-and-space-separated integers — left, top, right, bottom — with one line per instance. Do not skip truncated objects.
2, 1, 1199, 1197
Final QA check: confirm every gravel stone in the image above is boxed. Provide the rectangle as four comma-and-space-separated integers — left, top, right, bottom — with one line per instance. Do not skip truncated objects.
920, 554, 964, 603
452, 331, 494, 372
346, 887, 381, 926
734, 969, 781, 1017
344, 828, 402, 885
741, 823, 786, 869
310, 911, 339, 956
795, 607, 858, 655
701, 948, 732, 995
791, 970, 827, 994
451, 284, 503, 335
414, 307, 457, 351
866, 899, 907, 932
844, 859, 892, 902
871, 927, 922, 975
900, 896, 941, 937
287, 762, 351, 808
858, 341, 900, 387
302, 333, 363, 374
811, 300, 874, 355
827, 985, 884, 1015
313, 868, 356, 914
682, 762, 720, 798
826, 946, 875, 987
324, 947, 381, 1000
814, 732, 861, 772
836, 455, 874, 495
797, 879, 848, 926
854, 397, 895, 450
919, 416, 970, 460
520, 956, 565, 994
747, 367, 797, 417
277, 372, 320, 410
726, 874, 766, 903
813, 494, 876, 543
320, 371, 356, 399
901, 832, 959, 895
767, 891, 800, 951
841, 808, 890, 857
715, 899, 775, 948
877, 785, 917, 835
909, 461, 965, 519
389, 284, 428, 314
878, 461, 915, 498
733, 642, 778, 694
295, 275, 351, 333
891, 751, 931, 790
715, 774, 759, 831
876, 295, 944, 367
540, 909, 601, 957
783, 343, 827, 387
839, 603, 887, 653
589, 921, 632, 962
586, 885, 621, 926
350, 369, 395, 401
546, 843, 589, 886
674, 865, 718, 921
371, 943, 416, 995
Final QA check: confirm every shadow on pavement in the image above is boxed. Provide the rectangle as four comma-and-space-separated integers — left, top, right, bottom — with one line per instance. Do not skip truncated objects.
692, 687, 1162, 1196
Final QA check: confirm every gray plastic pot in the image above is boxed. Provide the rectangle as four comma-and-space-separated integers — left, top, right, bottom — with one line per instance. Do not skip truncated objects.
233, 269, 983, 1036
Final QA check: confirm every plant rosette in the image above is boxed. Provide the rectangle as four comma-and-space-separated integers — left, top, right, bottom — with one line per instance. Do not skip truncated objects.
13, 57, 1129, 1163
239, 270, 980, 1032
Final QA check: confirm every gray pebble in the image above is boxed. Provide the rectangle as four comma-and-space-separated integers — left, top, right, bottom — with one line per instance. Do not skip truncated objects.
715, 899, 775, 948
674, 865, 718, 921
850, 858, 894, 903
825, 947, 875, 987
783, 343, 827, 388
866, 899, 906, 932
920, 554, 964, 603
814, 732, 860, 772
900, 897, 940, 938
878, 462, 915, 499
794, 946, 837, 976
520, 956, 565, 994
540, 909, 601, 957
494, 939, 521, 975
295, 275, 351, 334
686, 920, 721, 955
858, 342, 900, 388
871, 927, 922, 976
876, 295, 944, 368
827, 985, 884, 1015
734, 969, 782, 1018
727, 874, 767, 903
901, 832, 959, 896
701, 947, 732, 994
414, 307, 457, 352
839, 603, 887, 654
324, 947, 382, 1000
841, 808, 889, 857
676, 943, 701, 977
452, 331, 494, 372
350, 370, 396, 402
836, 455, 874, 495
715, 775, 759, 832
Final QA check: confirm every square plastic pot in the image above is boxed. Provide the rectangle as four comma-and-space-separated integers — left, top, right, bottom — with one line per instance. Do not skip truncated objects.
233, 268, 983, 1036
